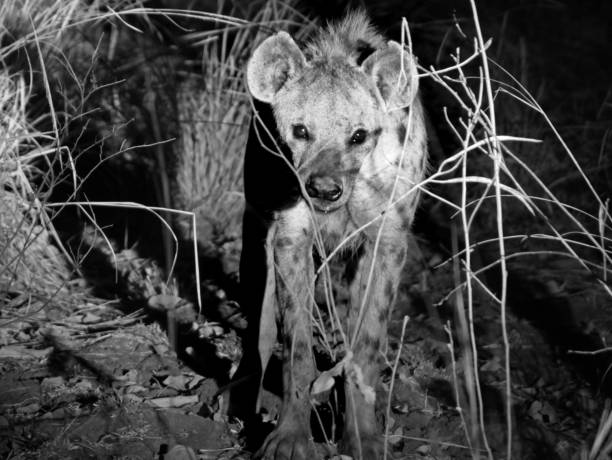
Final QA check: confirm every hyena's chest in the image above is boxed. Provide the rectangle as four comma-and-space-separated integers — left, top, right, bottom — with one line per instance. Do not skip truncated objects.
310, 209, 373, 341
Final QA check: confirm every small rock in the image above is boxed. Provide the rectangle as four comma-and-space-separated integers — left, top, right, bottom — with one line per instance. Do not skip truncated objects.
163, 374, 190, 391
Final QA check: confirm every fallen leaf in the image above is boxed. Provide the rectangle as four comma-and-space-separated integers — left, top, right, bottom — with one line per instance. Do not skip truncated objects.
388, 426, 403, 445
198, 322, 224, 339
148, 294, 181, 312
124, 385, 148, 394
311, 353, 351, 403
187, 374, 205, 390
149, 395, 198, 408
123, 394, 143, 404
310, 371, 336, 402
0, 345, 51, 360
115, 369, 139, 385
163, 374, 190, 391
528, 400, 557, 423
81, 313, 102, 324
18, 402, 40, 415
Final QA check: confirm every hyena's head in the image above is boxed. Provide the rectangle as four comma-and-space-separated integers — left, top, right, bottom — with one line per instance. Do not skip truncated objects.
247, 12, 419, 213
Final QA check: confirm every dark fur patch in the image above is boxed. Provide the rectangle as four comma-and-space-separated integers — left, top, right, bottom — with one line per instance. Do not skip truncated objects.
421, 150, 429, 172
385, 279, 395, 300
343, 242, 365, 285
367, 338, 381, 362
358, 335, 380, 354
395, 248, 406, 266
397, 123, 407, 144
378, 306, 389, 324
290, 349, 303, 361
327, 231, 341, 242
361, 335, 373, 349
275, 236, 294, 248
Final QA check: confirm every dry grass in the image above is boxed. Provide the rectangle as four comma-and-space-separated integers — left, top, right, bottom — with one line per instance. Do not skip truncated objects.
416, 3, 612, 458
0, 0, 310, 302
0, 63, 71, 301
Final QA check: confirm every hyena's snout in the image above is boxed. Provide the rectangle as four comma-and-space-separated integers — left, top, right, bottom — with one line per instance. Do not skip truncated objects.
302, 148, 353, 212
305, 174, 343, 202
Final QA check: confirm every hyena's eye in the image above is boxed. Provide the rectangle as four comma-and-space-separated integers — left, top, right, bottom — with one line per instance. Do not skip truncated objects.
350, 129, 368, 145
292, 124, 310, 140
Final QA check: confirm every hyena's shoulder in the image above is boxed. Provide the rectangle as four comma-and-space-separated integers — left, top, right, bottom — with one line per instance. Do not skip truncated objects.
305, 10, 386, 65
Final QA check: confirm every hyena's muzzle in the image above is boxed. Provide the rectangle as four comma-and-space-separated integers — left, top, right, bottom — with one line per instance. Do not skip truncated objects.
300, 148, 360, 213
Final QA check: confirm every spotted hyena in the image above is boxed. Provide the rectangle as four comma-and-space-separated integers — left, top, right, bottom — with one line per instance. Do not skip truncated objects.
234, 11, 428, 460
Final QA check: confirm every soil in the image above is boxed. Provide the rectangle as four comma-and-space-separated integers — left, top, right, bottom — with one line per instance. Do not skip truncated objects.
1, 222, 608, 459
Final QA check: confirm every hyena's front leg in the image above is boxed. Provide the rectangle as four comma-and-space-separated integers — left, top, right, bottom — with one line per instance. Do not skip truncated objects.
342, 240, 407, 459
258, 201, 317, 460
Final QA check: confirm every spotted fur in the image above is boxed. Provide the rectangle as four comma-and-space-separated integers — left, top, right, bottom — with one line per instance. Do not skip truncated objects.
235, 11, 428, 460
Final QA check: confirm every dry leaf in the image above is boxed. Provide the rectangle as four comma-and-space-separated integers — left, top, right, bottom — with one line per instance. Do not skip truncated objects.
149, 395, 198, 408
187, 374, 205, 390
311, 352, 351, 403
81, 313, 102, 324
198, 322, 224, 339
148, 294, 181, 312
163, 374, 190, 391
0, 345, 51, 360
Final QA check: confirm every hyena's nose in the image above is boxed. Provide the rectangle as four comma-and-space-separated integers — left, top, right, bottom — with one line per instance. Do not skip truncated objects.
305, 175, 343, 202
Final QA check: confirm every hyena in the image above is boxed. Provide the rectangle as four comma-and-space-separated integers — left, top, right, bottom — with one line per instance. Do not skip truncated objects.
234, 11, 428, 460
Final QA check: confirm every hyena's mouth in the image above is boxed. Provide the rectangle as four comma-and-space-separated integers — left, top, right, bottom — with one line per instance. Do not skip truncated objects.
309, 196, 348, 214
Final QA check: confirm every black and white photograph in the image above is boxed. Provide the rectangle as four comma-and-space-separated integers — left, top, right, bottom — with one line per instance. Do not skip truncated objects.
0, 1, 611, 458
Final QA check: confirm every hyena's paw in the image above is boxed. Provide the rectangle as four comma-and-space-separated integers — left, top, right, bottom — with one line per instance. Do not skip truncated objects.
256, 421, 316, 460
340, 434, 382, 460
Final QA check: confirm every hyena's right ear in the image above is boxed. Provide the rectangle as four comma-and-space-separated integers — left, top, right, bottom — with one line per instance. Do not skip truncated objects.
247, 32, 306, 103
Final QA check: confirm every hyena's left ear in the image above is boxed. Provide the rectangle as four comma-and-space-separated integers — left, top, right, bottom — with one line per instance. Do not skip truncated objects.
247, 31, 306, 103
361, 41, 419, 111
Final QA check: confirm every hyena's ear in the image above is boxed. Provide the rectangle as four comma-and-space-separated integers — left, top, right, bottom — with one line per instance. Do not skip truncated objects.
361, 41, 419, 111
247, 31, 306, 103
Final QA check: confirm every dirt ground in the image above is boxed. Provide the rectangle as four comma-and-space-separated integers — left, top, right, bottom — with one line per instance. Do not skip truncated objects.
0, 223, 608, 459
